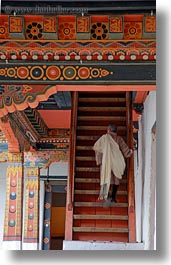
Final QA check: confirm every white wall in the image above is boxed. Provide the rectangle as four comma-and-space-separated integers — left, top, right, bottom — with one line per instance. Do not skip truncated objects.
40, 162, 68, 177
142, 91, 156, 250
0, 163, 7, 250
39, 181, 45, 250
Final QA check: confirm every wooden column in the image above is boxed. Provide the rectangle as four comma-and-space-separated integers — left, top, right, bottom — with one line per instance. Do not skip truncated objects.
65, 91, 78, 241
126, 93, 136, 242
23, 167, 40, 250
42, 184, 52, 250
3, 153, 23, 250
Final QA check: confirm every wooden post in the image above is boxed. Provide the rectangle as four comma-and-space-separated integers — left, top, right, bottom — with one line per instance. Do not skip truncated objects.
68, 91, 78, 210
126, 92, 136, 242
3, 152, 23, 250
65, 92, 78, 241
23, 167, 40, 249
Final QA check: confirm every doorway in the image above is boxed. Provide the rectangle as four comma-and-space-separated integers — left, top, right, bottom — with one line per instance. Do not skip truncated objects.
50, 191, 66, 250
43, 181, 67, 250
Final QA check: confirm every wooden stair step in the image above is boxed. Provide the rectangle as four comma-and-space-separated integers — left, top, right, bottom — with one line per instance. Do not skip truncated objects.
77, 116, 126, 121
76, 146, 93, 150
76, 167, 99, 172
75, 190, 127, 195
77, 135, 127, 141
73, 214, 128, 220
75, 178, 127, 184
77, 126, 126, 131
74, 202, 128, 207
78, 107, 126, 111
73, 227, 128, 233
78, 98, 126, 103
77, 136, 99, 140
76, 156, 95, 161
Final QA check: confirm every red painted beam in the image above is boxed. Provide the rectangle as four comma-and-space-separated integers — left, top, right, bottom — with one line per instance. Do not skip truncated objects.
56, 85, 156, 92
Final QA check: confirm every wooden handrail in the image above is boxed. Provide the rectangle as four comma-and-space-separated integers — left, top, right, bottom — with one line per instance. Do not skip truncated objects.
68, 91, 78, 211
126, 92, 136, 242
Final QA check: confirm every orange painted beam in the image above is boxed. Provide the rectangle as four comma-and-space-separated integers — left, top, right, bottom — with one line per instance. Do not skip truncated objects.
134, 91, 148, 103
38, 110, 71, 129
56, 85, 156, 92
0, 39, 156, 44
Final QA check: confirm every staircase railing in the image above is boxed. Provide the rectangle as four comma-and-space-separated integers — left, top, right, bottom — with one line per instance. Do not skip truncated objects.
126, 92, 136, 242
68, 91, 78, 211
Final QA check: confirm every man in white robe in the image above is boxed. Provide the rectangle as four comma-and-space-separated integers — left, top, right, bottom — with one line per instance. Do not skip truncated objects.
93, 124, 133, 202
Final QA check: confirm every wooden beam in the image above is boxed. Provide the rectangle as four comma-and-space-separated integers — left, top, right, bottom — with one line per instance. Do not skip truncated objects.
57, 85, 156, 92
133, 91, 149, 103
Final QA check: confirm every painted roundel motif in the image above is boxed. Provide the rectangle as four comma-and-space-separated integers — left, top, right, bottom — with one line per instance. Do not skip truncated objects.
43, 237, 49, 244
46, 66, 61, 80
91, 23, 108, 40
17, 67, 29, 79
0, 27, 5, 34
91, 68, 100, 78
9, 205, 16, 213
28, 201, 34, 209
26, 22, 43, 40
7, 68, 16, 78
78, 67, 90, 79
10, 178, 17, 187
124, 22, 142, 39
30, 66, 44, 80
29, 191, 34, 198
10, 192, 17, 200
28, 213, 34, 220
0, 65, 112, 82
63, 66, 76, 80
8, 219, 16, 227
28, 224, 33, 231
58, 22, 76, 40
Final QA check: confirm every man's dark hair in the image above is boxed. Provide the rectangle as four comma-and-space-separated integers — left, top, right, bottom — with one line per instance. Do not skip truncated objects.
108, 124, 117, 133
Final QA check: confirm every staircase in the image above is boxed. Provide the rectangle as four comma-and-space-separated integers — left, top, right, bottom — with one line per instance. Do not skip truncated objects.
72, 92, 129, 242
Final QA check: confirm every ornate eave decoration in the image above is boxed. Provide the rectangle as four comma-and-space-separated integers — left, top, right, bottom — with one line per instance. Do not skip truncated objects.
0, 14, 156, 64
0, 64, 112, 83
0, 14, 156, 42
0, 84, 58, 118
0, 40, 156, 62
24, 150, 69, 168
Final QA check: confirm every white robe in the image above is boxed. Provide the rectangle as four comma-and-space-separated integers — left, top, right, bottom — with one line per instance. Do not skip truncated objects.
93, 133, 126, 200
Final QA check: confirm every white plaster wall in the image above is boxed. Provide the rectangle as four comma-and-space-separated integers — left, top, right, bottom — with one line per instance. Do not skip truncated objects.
134, 115, 143, 242
0, 163, 7, 250
40, 161, 68, 177
39, 181, 45, 250
141, 91, 156, 250
63, 240, 144, 250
